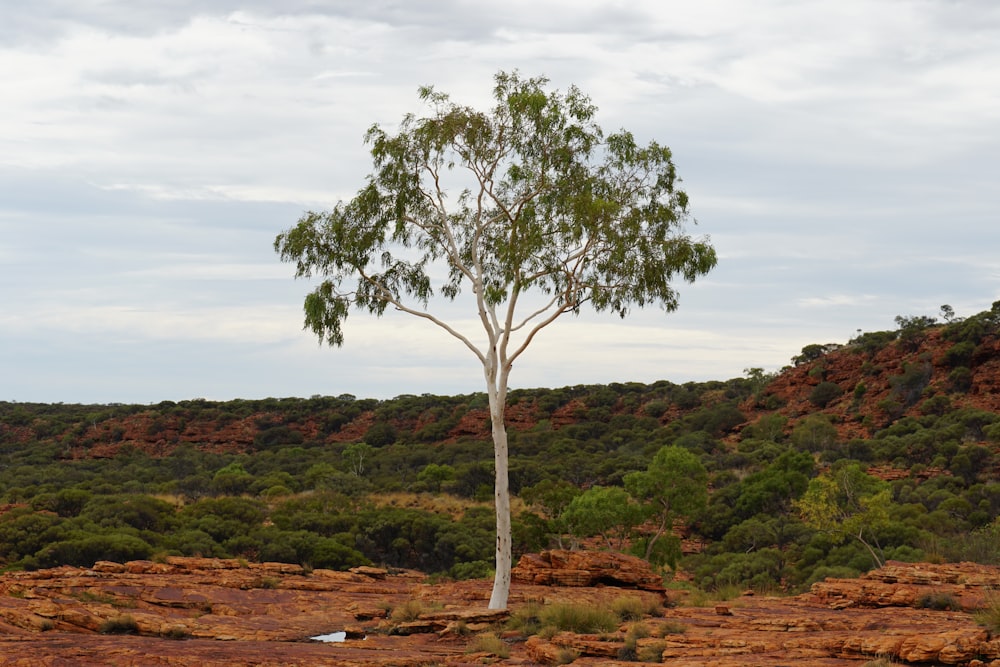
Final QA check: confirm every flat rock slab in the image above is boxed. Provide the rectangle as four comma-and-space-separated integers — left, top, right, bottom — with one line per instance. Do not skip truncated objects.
0, 557, 998, 666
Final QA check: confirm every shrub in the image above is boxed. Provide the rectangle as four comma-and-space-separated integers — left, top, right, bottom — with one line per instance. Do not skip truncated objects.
889, 362, 932, 406
916, 592, 962, 611
942, 341, 976, 368
99, 614, 139, 635
809, 382, 843, 408
850, 330, 897, 355
949, 366, 973, 393
643, 400, 669, 419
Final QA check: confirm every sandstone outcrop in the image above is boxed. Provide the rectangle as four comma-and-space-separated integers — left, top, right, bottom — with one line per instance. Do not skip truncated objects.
511, 549, 665, 591
0, 556, 997, 665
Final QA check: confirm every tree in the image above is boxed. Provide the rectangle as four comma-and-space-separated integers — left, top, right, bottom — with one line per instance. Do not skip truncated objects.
795, 463, 891, 568
561, 486, 644, 551
274, 71, 716, 608
624, 445, 707, 565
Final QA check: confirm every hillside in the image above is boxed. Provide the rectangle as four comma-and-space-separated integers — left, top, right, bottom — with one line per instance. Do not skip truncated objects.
0, 303, 997, 588
0, 303, 999, 664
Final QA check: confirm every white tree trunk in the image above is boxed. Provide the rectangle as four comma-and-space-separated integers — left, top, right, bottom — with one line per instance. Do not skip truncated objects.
484, 347, 512, 610
487, 407, 512, 609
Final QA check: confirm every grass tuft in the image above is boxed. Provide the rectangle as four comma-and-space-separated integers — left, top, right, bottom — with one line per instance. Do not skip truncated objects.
99, 614, 138, 635
636, 640, 667, 663
538, 601, 619, 634
973, 590, 1000, 634
466, 632, 509, 658
390, 598, 424, 623
611, 595, 661, 621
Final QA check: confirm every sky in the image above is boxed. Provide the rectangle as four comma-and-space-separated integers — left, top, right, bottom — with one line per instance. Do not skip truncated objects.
2, 0, 999, 405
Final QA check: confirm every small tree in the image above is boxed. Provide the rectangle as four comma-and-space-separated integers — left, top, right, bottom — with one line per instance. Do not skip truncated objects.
561, 486, 644, 551
795, 463, 891, 568
274, 71, 716, 608
624, 445, 707, 565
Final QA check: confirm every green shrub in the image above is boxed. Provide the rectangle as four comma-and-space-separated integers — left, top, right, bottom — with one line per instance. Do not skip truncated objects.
942, 341, 976, 368
809, 382, 843, 408
916, 592, 961, 611
949, 366, 973, 393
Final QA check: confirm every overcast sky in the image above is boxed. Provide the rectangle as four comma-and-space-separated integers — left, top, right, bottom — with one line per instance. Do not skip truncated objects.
2, 1, 998, 405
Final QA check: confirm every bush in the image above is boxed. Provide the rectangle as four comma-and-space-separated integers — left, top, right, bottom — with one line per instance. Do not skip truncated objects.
809, 382, 843, 408
916, 592, 962, 611
949, 366, 973, 393
99, 614, 139, 635
942, 341, 976, 368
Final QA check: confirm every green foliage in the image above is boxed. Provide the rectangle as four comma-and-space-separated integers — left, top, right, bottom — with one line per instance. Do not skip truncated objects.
792, 343, 841, 366
561, 486, 644, 550
624, 445, 708, 565
796, 464, 892, 567
809, 382, 843, 408
2, 324, 999, 592
274, 70, 716, 347
790, 415, 838, 453
948, 366, 973, 393
894, 313, 939, 350
942, 341, 976, 368
889, 361, 933, 407
849, 330, 897, 355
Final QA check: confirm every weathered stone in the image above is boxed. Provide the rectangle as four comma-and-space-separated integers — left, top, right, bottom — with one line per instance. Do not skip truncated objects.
0, 558, 998, 666
511, 549, 665, 590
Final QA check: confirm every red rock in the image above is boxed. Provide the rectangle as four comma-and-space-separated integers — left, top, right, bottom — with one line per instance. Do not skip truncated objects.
0, 558, 997, 666
511, 549, 665, 591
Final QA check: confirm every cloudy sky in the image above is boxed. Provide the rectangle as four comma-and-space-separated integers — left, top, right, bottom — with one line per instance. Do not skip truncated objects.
2, 1, 998, 405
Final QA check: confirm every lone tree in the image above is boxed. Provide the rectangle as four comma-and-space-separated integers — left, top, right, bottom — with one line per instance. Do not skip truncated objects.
274, 71, 716, 609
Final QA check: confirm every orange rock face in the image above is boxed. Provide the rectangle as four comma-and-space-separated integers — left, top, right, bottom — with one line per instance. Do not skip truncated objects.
0, 557, 997, 666
512, 550, 665, 591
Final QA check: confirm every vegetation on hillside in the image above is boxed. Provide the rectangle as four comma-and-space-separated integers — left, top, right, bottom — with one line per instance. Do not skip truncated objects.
0, 302, 998, 591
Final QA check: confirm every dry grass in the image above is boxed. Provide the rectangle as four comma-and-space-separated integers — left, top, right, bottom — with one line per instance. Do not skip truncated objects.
974, 590, 1000, 634
611, 595, 663, 620
466, 632, 509, 658
538, 601, 619, 634
390, 599, 425, 623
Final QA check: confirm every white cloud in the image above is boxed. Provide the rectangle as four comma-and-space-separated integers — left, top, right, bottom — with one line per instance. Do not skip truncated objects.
1, 0, 998, 403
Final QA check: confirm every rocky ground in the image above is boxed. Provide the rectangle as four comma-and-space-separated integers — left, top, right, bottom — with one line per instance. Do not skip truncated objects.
0, 552, 997, 666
